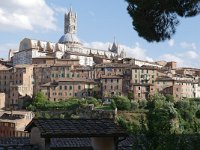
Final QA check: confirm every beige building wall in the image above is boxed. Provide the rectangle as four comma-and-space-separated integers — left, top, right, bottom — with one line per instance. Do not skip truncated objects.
10, 65, 34, 107
0, 93, 5, 109
41, 79, 96, 101
101, 77, 123, 98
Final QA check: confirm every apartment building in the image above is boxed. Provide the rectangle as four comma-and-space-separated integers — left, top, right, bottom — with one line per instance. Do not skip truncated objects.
101, 76, 123, 98
41, 78, 96, 101
9, 65, 34, 108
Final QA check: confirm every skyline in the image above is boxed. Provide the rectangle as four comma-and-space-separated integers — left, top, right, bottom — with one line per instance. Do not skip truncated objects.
0, 0, 200, 67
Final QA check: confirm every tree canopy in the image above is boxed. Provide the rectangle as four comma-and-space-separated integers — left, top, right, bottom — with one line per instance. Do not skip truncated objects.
126, 0, 200, 42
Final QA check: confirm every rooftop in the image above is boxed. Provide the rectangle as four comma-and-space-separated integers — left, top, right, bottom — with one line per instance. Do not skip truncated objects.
25, 119, 127, 138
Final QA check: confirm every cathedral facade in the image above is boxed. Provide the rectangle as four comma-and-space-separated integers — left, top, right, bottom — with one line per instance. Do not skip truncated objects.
12, 8, 126, 66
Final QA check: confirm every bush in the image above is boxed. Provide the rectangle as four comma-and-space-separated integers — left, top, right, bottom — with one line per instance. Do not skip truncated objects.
86, 97, 100, 107
110, 100, 117, 109
131, 101, 139, 110
113, 96, 131, 110
139, 99, 147, 109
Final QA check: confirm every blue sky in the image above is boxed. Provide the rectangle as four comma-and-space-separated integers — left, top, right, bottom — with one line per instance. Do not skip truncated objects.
0, 0, 200, 67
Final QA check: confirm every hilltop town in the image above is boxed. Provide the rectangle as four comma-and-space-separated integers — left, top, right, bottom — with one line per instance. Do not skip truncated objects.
0, 7, 200, 150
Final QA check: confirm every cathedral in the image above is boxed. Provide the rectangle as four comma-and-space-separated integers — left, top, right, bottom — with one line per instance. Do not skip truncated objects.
12, 8, 126, 66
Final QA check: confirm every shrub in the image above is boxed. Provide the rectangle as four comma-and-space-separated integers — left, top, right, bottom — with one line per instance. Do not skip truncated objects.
113, 96, 131, 110
139, 99, 147, 109
131, 101, 139, 110
110, 100, 117, 109
86, 97, 100, 107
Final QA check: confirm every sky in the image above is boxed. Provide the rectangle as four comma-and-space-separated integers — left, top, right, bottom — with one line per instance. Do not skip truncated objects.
0, 0, 200, 67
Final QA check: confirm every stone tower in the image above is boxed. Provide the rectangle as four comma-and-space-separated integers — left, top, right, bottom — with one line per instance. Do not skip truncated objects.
64, 7, 77, 34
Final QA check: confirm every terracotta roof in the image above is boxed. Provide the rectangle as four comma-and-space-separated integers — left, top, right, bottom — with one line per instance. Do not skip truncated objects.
25, 119, 127, 138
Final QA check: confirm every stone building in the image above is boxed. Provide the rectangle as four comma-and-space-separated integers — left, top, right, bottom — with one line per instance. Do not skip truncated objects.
0, 64, 34, 108
0, 111, 34, 137
40, 78, 96, 101
9, 65, 34, 108
100, 76, 123, 98
12, 8, 125, 66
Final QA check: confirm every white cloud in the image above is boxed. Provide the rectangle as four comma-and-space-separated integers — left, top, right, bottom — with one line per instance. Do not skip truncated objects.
0, 43, 18, 59
50, 3, 66, 14
0, 0, 57, 31
83, 41, 152, 61
160, 50, 200, 67
180, 42, 196, 50
168, 39, 175, 47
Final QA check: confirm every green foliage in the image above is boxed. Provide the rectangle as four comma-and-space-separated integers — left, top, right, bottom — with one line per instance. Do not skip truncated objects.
113, 96, 131, 110
165, 94, 175, 102
127, 92, 134, 100
131, 101, 139, 110
196, 110, 200, 119
85, 97, 100, 107
138, 99, 147, 109
126, 0, 200, 42
110, 100, 117, 109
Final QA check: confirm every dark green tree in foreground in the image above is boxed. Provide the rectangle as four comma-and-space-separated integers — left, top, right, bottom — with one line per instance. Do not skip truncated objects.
126, 0, 200, 42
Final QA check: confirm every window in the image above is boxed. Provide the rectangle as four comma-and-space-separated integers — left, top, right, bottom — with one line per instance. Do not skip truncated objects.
65, 86, 67, 90
117, 79, 119, 83
135, 80, 137, 83
78, 85, 81, 90
142, 70, 144, 73
138, 93, 141, 97
75, 93, 77, 96
52, 74, 54, 78
67, 74, 70, 78
70, 86, 72, 90
56, 74, 58, 78
72, 74, 74, 77
104, 85, 106, 90
138, 87, 140, 90
111, 79, 113, 83
61, 73, 65, 77
111, 86, 113, 89
77, 74, 80, 77
105, 79, 107, 83
152, 80, 154, 84
135, 70, 137, 73
135, 75, 137, 78
152, 75, 154, 78
60, 86, 62, 90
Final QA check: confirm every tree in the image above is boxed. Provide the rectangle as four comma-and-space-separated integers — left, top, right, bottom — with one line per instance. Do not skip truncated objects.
126, 0, 200, 42
33, 92, 48, 108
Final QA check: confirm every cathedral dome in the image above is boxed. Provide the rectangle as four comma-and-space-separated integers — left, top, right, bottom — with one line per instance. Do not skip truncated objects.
58, 33, 80, 44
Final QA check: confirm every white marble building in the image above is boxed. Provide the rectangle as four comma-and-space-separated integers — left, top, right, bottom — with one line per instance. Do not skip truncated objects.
12, 8, 126, 66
